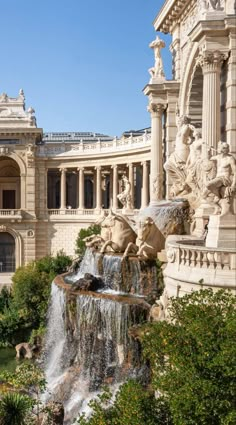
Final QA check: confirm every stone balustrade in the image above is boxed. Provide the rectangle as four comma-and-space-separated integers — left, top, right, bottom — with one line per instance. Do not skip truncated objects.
47, 208, 140, 218
0, 209, 22, 219
164, 240, 236, 297
37, 133, 151, 157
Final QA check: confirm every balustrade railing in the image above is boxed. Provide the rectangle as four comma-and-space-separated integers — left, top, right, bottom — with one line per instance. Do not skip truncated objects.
38, 133, 151, 157
168, 242, 234, 271
0, 209, 22, 217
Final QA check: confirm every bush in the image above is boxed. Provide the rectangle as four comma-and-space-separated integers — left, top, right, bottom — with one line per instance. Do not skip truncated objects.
75, 224, 101, 256
0, 392, 33, 425
0, 287, 12, 314
77, 380, 172, 425
142, 289, 236, 425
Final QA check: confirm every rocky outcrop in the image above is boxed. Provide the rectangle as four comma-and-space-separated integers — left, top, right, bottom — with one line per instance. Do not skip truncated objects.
41, 401, 64, 425
15, 342, 33, 359
71, 273, 104, 291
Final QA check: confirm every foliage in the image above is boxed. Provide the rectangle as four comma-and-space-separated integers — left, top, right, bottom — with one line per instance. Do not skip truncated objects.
0, 251, 71, 346
0, 304, 26, 346
12, 251, 72, 329
0, 287, 12, 314
0, 363, 47, 424
0, 392, 33, 425
77, 380, 172, 425
75, 224, 101, 257
141, 289, 236, 425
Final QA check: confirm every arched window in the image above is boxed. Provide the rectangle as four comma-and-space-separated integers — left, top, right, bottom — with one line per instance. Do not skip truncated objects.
0, 232, 15, 272
0, 157, 21, 209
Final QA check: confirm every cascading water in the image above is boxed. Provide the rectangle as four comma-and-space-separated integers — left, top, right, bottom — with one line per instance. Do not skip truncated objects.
43, 248, 157, 423
44, 283, 67, 382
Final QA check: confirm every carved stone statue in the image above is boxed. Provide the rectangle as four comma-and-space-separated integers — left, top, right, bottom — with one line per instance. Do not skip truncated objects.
117, 175, 132, 209
99, 210, 137, 254
164, 115, 196, 198
123, 216, 165, 260
205, 142, 236, 215
149, 36, 166, 80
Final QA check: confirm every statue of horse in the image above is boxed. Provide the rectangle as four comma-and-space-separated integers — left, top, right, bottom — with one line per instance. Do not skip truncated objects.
123, 216, 165, 260
100, 210, 137, 254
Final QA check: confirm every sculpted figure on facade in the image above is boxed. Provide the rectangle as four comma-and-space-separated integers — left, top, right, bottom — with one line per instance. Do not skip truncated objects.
117, 175, 132, 209
164, 115, 196, 198
205, 142, 236, 215
149, 36, 166, 80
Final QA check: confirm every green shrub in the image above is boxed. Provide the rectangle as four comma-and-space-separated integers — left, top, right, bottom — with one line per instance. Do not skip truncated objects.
0, 392, 33, 425
0, 287, 12, 314
75, 224, 101, 256
142, 289, 236, 425
77, 380, 172, 425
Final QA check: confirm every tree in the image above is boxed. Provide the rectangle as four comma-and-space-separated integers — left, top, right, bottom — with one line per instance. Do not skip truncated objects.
142, 289, 236, 425
12, 251, 72, 329
75, 224, 101, 257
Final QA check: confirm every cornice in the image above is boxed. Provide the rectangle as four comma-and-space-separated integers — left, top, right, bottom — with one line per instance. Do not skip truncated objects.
153, 0, 193, 34
143, 80, 180, 97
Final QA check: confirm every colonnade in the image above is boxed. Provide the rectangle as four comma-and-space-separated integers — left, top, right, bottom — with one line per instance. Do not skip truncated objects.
47, 162, 150, 211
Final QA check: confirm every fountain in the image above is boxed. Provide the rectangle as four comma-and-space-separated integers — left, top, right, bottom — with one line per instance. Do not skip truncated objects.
43, 246, 158, 423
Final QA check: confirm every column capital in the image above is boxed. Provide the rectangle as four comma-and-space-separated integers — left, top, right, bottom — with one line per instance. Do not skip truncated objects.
197, 50, 228, 73
95, 165, 102, 171
141, 160, 148, 167
111, 164, 118, 170
147, 102, 165, 116
127, 162, 133, 168
59, 167, 67, 173
77, 167, 84, 172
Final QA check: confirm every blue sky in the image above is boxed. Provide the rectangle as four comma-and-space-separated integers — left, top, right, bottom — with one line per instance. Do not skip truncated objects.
1, 0, 171, 136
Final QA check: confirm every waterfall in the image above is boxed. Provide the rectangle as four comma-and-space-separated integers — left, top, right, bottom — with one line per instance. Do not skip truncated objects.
43, 248, 154, 423
44, 283, 67, 389
69, 248, 99, 282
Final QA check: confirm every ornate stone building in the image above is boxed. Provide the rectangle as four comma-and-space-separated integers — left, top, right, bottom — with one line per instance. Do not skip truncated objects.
0, 0, 235, 287
0, 91, 151, 283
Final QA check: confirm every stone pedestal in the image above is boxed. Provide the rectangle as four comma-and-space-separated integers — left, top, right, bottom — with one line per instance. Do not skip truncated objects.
192, 202, 215, 237
206, 213, 236, 248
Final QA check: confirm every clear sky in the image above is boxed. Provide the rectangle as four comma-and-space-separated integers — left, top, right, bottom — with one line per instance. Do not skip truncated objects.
1, 0, 171, 136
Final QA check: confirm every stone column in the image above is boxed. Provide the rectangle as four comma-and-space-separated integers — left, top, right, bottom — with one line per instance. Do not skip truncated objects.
112, 165, 118, 209
148, 103, 164, 203
198, 50, 227, 151
226, 33, 236, 154
141, 161, 149, 208
128, 163, 134, 208
95, 166, 102, 211
60, 168, 67, 209
78, 167, 84, 210
76, 170, 80, 208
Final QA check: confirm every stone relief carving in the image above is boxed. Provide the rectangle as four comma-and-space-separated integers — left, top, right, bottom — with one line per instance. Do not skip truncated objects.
148, 36, 166, 81
180, 1, 225, 46
26, 143, 35, 167
117, 175, 132, 209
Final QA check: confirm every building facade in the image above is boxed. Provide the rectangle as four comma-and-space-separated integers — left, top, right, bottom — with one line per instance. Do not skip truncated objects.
0, 91, 151, 282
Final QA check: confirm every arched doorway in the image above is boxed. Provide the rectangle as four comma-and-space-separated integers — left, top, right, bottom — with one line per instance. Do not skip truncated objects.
0, 232, 15, 272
